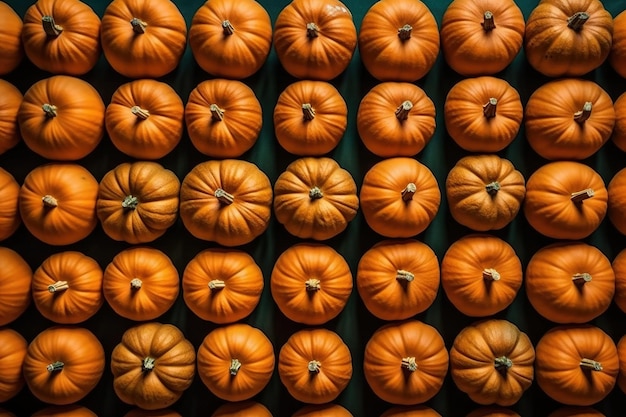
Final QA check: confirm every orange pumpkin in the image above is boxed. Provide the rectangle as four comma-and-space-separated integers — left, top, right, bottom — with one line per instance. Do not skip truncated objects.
23, 326, 105, 405
0, 167, 20, 241
608, 168, 626, 235
18, 75, 105, 160
271, 243, 352, 325
618, 335, 626, 394
189, 0, 272, 79
124, 409, 182, 417
0, 1, 23, 75
548, 407, 606, 417
466, 408, 521, 417
182, 248, 263, 323
360, 157, 440, 238
525, 242, 615, 324
611, 248, 626, 314
381, 406, 441, 416
0, 328, 26, 402
446, 155, 525, 231
103, 247, 179, 321
197, 323, 274, 402
32, 251, 103, 324
356, 82, 436, 157
363, 320, 448, 405
293, 404, 352, 416
101, 0, 187, 78
357, 239, 440, 321
610, 10, 626, 78
524, 0, 613, 77
274, 157, 358, 240
441, 234, 522, 317
278, 328, 352, 404
273, 0, 357, 80
19, 163, 99, 245
31, 405, 98, 417
97, 161, 180, 244
274, 80, 347, 156
611, 91, 626, 152
111, 322, 196, 410
180, 159, 272, 246
440, 0, 525, 76
444, 77, 523, 152
358, 0, 440, 82
0, 247, 32, 326
211, 401, 272, 417
524, 79, 614, 160
185, 79, 263, 158
523, 161, 607, 240
535, 325, 618, 406
0, 79, 22, 155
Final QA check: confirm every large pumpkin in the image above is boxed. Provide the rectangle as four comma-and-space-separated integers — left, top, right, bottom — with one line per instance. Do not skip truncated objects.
611, 248, 626, 314
381, 406, 441, 416
111, 322, 196, 410
612, 91, 626, 152
97, 161, 180, 244
180, 159, 272, 246
273, 0, 357, 80
274, 157, 358, 240
618, 335, 626, 394
524, 0, 613, 77
358, 0, 439, 82
0, 79, 22, 155
608, 167, 626, 235
18, 75, 105, 161
211, 401, 272, 417
548, 407, 606, 417
0, 328, 27, 402
189, 0, 272, 79
0, 167, 20, 241
610, 10, 626, 78
0, 1, 23, 75
100, 0, 187, 78
0, 247, 32, 326
31, 405, 98, 417
294, 404, 353, 416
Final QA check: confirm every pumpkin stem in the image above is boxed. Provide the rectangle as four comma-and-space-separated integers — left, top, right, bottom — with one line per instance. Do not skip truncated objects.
48, 280, 69, 293
208, 279, 226, 290
131, 105, 150, 120
401, 357, 418, 372
397, 24, 412, 41
485, 181, 500, 195
580, 358, 603, 371
210, 104, 225, 122
230, 359, 242, 375
302, 103, 316, 121
395, 101, 413, 121
402, 183, 417, 201
130, 278, 142, 289
46, 361, 64, 372
42, 104, 58, 118
483, 268, 501, 281
571, 188, 594, 203
308, 360, 322, 373
142, 357, 155, 372
42, 195, 58, 208
396, 269, 415, 282
567, 12, 590, 31
42, 15, 63, 37
494, 356, 513, 373
215, 188, 234, 205
130, 18, 148, 34
574, 102, 592, 123
222, 20, 235, 35
483, 98, 498, 118
305, 278, 321, 291
306, 22, 319, 39
309, 186, 324, 200
481, 11, 496, 31
122, 195, 139, 210
572, 272, 592, 285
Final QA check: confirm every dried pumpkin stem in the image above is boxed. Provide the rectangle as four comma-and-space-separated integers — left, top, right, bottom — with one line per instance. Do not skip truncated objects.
130, 278, 142, 289
42, 16, 63, 37
46, 361, 64, 372
48, 280, 69, 293
485, 182, 500, 195
42, 195, 58, 208
401, 183, 417, 201
306, 22, 319, 38
571, 188, 594, 203
567, 12, 589, 31
142, 357, 155, 372
483, 98, 498, 118
395, 101, 413, 121
210, 104, 225, 121
572, 272, 592, 285
230, 358, 242, 375
309, 186, 323, 200
130, 17, 148, 34
574, 102, 592, 123
222, 20, 235, 35
42, 104, 57, 118
580, 358, 603, 371
131, 105, 150, 120
483, 268, 501, 281
302, 103, 316, 121
308, 360, 321, 373
398, 24, 412, 41
401, 357, 418, 372
122, 195, 139, 210
215, 188, 234, 205
482, 11, 496, 31
305, 278, 321, 291
396, 270, 415, 282
208, 279, 226, 290
494, 356, 513, 372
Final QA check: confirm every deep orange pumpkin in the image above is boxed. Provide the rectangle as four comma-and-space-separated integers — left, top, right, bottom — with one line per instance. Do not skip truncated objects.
293, 404, 353, 416
31, 405, 98, 417
610, 10, 626, 78
381, 406, 442, 417
0, 1, 23, 75
548, 407, 606, 417
211, 401, 272, 417
611, 248, 626, 314
124, 409, 182, 417
0, 247, 32, 326
611, 92, 626, 152
466, 408, 521, 417
0, 79, 22, 155
608, 167, 626, 235
0, 328, 26, 402
0, 167, 20, 241
618, 335, 626, 395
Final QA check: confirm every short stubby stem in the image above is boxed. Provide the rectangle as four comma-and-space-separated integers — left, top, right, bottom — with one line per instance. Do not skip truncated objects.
48, 280, 69, 293
46, 361, 64, 372
131, 106, 150, 120
494, 356, 513, 373
305, 278, 321, 291
574, 102, 592, 123
401, 357, 418, 372
131, 18, 147, 34
397, 24, 412, 41
302, 103, 316, 121
483, 98, 498, 118
395, 101, 413, 121
308, 360, 321, 373
42, 16, 63, 37
122, 195, 139, 210
567, 12, 589, 31
142, 357, 155, 372
209, 279, 226, 290
215, 188, 234, 205
222, 20, 235, 35
42, 104, 57, 118
483, 268, 501, 281
42, 195, 58, 208
580, 358, 603, 371
230, 358, 242, 375
486, 181, 501, 195
481, 11, 496, 31
130, 278, 142, 290
309, 186, 323, 200
571, 189, 594, 203
306, 22, 319, 38
396, 270, 415, 282
210, 104, 225, 122
401, 183, 417, 201
572, 273, 592, 286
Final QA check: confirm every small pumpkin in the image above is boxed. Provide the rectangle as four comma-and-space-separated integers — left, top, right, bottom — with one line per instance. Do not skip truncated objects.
360, 157, 440, 238
274, 157, 358, 240
273, 0, 357, 80
611, 91, 626, 152
358, 0, 440, 82
197, 323, 274, 402
356, 82, 436, 157
0, 79, 23, 155
0, 328, 27, 402
466, 408, 521, 417
523, 161, 607, 240
211, 401, 272, 417
0, 167, 20, 241
444, 77, 523, 152
274, 80, 347, 156
618, 335, 626, 394
189, 0, 272, 79
610, 10, 626, 78
381, 406, 442, 416
294, 404, 353, 416
278, 328, 352, 404
111, 322, 196, 410
182, 248, 263, 324
611, 248, 626, 314
180, 159, 272, 246
185, 79, 263, 158
23, 326, 105, 405
548, 407, 606, 417
608, 167, 626, 235
124, 410, 181, 417
103, 247, 179, 321
31, 405, 98, 417
97, 161, 180, 244
0, 247, 32, 326
0, 1, 23, 75
101, 0, 187, 78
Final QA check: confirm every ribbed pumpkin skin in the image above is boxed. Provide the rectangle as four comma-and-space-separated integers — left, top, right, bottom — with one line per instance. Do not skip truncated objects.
124, 409, 182, 417
294, 404, 353, 416
0, 79, 22, 155
611, 248, 626, 314
610, 10, 626, 78
0, 247, 32, 326
612, 92, 626, 152
608, 167, 626, 235
381, 405, 442, 416
31, 405, 98, 417
0, 328, 26, 402
211, 401, 272, 417
466, 407, 521, 417
0, 167, 20, 241
0, 1, 22, 75
548, 407, 606, 417
618, 335, 626, 395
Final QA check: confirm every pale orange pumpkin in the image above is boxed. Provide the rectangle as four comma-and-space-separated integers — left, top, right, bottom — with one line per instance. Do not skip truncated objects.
293, 404, 353, 416
31, 405, 98, 417
611, 91, 626, 152
618, 335, 626, 394
608, 167, 626, 235
611, 248, 626, 314
211, 401, 272, 417
381, 406, 441, 417
0, 328, 27, 402
0, 1, 23, 75
0, 167, 20, 241
610, 10, 626, 78
0, 79, 22, 155
0, 247, 32, 326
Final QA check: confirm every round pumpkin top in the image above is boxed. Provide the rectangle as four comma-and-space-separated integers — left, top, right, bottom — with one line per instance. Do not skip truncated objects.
31, 405, 98, 417
466, 407, 521, 417
293, 404, 353, 416
380, 405, 442, 416
547, 407, 606, 417
611, 248, 626, 314
0, 1, 23, 76
0, 328, 27, 403
608, 167, 626, 236
0, 247, 32, 326
0, 166, 21, 241
0, 79, 23, 155
211, 401, 272, 417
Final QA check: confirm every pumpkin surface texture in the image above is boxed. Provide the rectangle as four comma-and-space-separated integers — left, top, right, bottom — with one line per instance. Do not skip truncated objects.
611, 248, 626, 314
124, 409, 182, 417
31, 405, 98, 417
618, 335, 626, 394
607, 167, 626, 235
0, 1, 22, 75
0, 167, 20, 241
293, 404, 353, 416
465, 407, 521, 417
0, 79, 22, 155
380, 405, 442, 416
548, 407, 606, 417
611, 91, 626, 152
0, 247, 32, 326
210, 401, 272, 417
610, 10, 626, 78
0, 328, 26, 402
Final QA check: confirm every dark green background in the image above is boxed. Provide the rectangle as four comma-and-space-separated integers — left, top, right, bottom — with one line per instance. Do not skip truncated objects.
1, 0, 626, 415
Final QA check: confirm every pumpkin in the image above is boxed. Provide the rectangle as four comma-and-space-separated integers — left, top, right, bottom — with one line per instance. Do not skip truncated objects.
356, 239, 440, 321
548, 407, 606, 417
32, 251, 104, 324
440, 0, 525, 76
23, 326, 105, 405
524, 0, 613, 77
523, 161, 607, 240
293, 404, 353, 416
444, 77, 523, 152
535, 325, 618, 406
0, 167, 20, 241
211, 401, 272, 417
608, 168, 626, 235
180, 159, 272, 246
0, 328, 27, 402
182, 248, 263, 323
19, 163, 99, 245
124, 410, 181, 417
450, 319, 535, 406
0, 79, 23, 155
271, 243, 352, 325
356, 82, 436, 157
103, 247, 179, 321
97, 161, 180, 244
273, 0, 357, 80
360, 157, 440, 238
525, 242, 615, 324
524, 79, 615, 160
618, 335, 626, 394
273, 157, 358, 240
611, 248, 626, 314
197, 323, 274, 402
358, 0, 440, 82
441, 234, 522, 317
611, 92, 626, 152
274, 80, 347, 156
381, 406, 442, 416
0, 1, 23, 75
466, 408, 521, 417
105, 79, 184, 159
31, 405, 98, 417
0, 247, 32, 326
363, 320, 448, 405
278, 328, 352, 404
610, 10, 626, 78
189, 0, 272, 79
111, 322, 196, 410
446, 155, 525, 231
22, 0, 101, 75
185, 79, 263, 158
18, 75, 105, 160
0, 411, 14, 417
